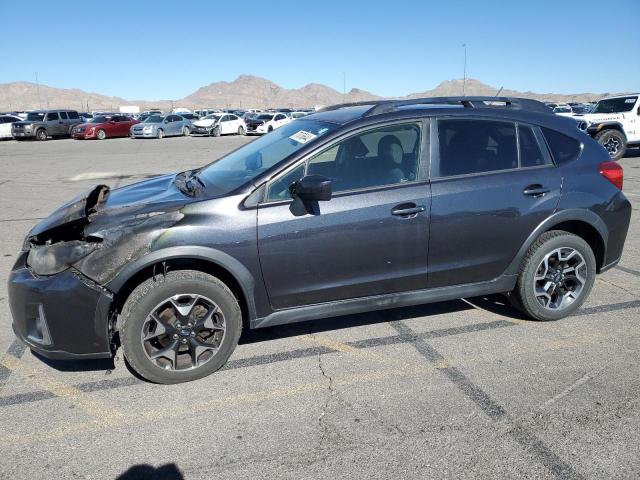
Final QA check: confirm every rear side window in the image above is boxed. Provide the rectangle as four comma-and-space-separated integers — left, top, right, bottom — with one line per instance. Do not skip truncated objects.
67, 111, 79, 119
434, 119, 517, 177
519, 125, 551, 168
541, 127, 581, 164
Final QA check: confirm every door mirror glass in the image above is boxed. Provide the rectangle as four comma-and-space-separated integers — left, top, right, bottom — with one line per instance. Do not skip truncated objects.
290, 175, 332, 202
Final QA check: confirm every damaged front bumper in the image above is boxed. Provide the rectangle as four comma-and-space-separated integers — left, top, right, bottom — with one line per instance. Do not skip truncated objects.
8, 251, 114, 360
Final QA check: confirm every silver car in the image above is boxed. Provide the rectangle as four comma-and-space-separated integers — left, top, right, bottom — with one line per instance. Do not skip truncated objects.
130, 114, 192, 139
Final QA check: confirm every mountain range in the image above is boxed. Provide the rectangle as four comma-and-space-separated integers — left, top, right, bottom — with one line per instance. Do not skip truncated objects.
0, 74, 628, 112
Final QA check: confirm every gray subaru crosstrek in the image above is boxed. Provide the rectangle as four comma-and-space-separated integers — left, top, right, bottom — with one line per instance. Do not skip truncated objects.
11, 109, 82, 140
8, 97, 632, 383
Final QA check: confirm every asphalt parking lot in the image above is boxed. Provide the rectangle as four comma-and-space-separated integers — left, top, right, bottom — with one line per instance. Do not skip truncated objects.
0, 137, 638, 479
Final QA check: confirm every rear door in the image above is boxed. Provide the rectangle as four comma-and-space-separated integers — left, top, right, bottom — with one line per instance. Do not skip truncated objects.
427, 117, 562, 287
257, 121, 430, 309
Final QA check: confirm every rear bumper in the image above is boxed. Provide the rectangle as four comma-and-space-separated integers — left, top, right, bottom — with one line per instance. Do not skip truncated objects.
601, 191, 632, 268
8, 253, 113, 360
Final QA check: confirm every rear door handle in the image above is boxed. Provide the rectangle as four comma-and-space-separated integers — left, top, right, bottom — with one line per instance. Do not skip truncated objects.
523, 184, 550, 197
391, 205, 425, 217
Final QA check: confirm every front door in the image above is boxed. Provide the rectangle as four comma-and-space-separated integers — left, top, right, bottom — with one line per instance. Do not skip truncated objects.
257, 121, 430, 310
427, 117, 563, 287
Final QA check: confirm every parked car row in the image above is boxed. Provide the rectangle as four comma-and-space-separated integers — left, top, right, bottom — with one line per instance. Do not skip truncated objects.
1, 107, 306, 141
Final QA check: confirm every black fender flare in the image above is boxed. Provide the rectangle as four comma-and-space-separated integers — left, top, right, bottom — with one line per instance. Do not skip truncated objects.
105, 246, 258, 320
504, 208, 608, 276
587, 121, 627, 139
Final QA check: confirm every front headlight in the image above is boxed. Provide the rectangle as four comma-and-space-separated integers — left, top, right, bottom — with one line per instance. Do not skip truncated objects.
27, 240, 100, 276
143, 126, 153, 132
24, 124, 33, 130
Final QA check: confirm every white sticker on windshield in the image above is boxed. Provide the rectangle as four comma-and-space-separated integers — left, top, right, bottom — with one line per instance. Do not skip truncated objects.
625, 98, 636, 103
289, 130, 317, 144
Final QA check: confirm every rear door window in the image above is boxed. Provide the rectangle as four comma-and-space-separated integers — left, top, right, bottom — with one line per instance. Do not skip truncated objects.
434, 119, 518, 177
46, 112, 59, 121
541, 128, 581, 164
519, 125, 552, 168
67, 111, 80, 119
59, 112, 68, 120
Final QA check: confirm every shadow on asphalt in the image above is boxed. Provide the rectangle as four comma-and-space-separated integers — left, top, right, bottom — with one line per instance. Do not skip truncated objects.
31, 294, 527, 375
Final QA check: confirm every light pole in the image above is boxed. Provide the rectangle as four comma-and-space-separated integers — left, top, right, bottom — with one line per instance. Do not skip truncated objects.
342, 72, 346, 103
462, 44, 467, 96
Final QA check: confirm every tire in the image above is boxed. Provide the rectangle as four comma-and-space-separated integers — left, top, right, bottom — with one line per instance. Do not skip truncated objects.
237, 126, 245, 136
510, 231, 596, 321
156, 128, 164, 139
212, 126, 221, 137
595, 129, 626, 161
182, 126, 190, 136
119, 270, 242, 384
97, 129, 106, 140
267, 125, 273, 133
35, 129, 48, 141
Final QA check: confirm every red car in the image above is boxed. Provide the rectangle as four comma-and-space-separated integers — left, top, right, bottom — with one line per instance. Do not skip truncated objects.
72, 115, 139, 140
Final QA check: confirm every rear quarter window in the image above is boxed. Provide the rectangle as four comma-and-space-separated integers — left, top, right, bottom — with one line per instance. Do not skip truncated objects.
541, 127, 581, 164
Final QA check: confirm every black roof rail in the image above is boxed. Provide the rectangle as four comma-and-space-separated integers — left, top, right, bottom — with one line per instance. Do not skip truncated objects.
318, 96, 552, 116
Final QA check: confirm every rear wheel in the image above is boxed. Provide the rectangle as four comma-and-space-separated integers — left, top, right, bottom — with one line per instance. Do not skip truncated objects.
36, 129, 47, 141
182, 126, 190, 136
119, 270, 242, 384
510, 231, 596, 321
237, 126, 245, 135
97, 129, 106, 140
595, 129, 626, 161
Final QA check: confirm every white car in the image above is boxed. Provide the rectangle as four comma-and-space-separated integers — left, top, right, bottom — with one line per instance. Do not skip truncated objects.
191, 113, 246, 137
553, 105, 574, 117
245, 112, 291, 135
575, 94, 640, 160
0, 115, 22, 139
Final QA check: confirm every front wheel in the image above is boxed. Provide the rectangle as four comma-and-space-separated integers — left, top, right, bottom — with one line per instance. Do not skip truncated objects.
212, 126, 221, 137
97, 129, 106, 140
156, 128, 164, 139
510, 231, 596, 321
595, 129, 626, 161
119, 270, 242, 384
36, 129, 48, 141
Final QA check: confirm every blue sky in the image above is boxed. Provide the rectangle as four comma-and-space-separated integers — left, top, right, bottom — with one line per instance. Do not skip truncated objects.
1, 0, 638, 99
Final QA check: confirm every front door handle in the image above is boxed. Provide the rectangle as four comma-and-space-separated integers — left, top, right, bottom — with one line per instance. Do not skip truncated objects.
391, 204, 426, 217
523, 184, 550, 197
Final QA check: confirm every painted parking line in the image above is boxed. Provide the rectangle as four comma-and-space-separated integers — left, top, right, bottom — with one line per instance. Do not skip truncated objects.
0, 367, 430, 446
389, 318, 584, 480
0, 319, 514, 408
0, 354, 126, 424
1, 296, 639, 409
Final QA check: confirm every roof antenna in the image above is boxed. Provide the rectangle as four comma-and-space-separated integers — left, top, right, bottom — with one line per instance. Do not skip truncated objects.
495, 86, 503, 97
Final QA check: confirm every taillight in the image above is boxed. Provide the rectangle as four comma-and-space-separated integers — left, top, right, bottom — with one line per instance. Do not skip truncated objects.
599, 161, 623, 190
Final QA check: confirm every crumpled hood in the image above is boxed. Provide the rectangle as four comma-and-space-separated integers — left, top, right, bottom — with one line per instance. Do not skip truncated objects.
193, 119, 217, 127
28, 174, 189, 239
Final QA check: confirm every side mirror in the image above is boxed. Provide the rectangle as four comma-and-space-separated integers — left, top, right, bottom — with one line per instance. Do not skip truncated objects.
290, 175, 332, 202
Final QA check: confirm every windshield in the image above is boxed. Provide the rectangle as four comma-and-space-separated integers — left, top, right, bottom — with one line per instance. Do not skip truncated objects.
90, 116, 110, 123
144, 115, 164, 123
204, 114, 222, 121
593, 96, 637, 114
196, 120, 336, 195
26, 112, 45, 121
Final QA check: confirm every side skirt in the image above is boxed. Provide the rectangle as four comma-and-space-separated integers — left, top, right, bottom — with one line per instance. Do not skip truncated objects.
251, 274, 517, 329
